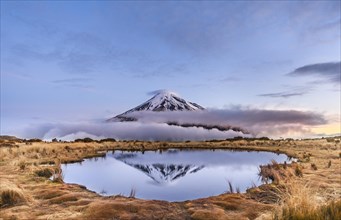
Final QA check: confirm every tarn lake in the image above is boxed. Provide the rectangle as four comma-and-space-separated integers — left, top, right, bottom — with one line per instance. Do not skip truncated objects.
62, 149, 294, 201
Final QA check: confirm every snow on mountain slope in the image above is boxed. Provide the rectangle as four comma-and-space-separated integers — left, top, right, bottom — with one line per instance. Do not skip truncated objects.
124, 162, 204, 184
113, 152, 205, 184
108, 90, 204, 122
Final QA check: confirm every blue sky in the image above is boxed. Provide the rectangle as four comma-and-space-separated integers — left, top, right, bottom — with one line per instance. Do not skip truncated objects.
1, 1, 340, 138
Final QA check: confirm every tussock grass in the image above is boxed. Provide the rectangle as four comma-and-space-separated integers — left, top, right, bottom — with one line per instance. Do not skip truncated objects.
311, 163, 318, 170
279, 199, 341, 220
51, 160, 64, 183
274, 181, 341, 220
227, 180, 234, 194
129, 188, 136, 198
294, 165, 303, 177
225, 180, 241, 194
17, 160, 26, 170
258, 161, 298, 185
35, 167, 53, 177
0, 180, 27, 207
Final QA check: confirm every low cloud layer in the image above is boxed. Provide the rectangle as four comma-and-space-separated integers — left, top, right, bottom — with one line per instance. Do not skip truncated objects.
126, 108, 327, 137
127, 108, 326, 126
16, 107, 328, 141
18, 122, 249, 141
288, 61, 340, 84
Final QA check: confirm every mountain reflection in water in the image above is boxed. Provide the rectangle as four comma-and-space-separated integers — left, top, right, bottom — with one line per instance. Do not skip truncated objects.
62, 149, 293, 201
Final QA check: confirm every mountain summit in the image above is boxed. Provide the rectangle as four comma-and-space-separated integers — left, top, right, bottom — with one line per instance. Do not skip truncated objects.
108, 90, 204, 122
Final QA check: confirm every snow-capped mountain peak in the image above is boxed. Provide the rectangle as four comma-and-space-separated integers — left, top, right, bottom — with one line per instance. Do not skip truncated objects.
140, 90, 204, 112
108, 90, 204, 122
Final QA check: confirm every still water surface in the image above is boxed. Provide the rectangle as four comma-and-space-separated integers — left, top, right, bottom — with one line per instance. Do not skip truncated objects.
62, 149, 292, 201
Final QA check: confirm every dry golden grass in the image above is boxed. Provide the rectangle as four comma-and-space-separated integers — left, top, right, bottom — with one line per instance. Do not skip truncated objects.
274, 180, 341, 219
0, 180, 27, 207
0, 137, 340, 219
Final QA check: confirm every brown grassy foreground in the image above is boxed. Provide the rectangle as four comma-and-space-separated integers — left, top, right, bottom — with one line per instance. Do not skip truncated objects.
0, 137, 340, 219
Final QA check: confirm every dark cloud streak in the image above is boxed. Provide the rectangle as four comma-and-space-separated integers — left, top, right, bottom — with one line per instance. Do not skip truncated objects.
258, 91, 306, 98
288, 62, 340, 84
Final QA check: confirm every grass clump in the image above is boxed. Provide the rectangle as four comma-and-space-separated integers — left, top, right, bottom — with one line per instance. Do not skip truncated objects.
51, 161, 64, 183
129, 188, 136, 198
294, 165, 303, 177
278, 200, 341, 220
0, 180, 26, 207
225, 181, 241, 194
311, 163, 318, 170
18, 160, 26, 170
1, 190, 26, 207
35, 167, 53, 178
227, 181, 234, 194
274, 180, 341, 220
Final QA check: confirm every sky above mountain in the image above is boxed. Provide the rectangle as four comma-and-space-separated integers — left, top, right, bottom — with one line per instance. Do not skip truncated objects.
1, 1, 340, 138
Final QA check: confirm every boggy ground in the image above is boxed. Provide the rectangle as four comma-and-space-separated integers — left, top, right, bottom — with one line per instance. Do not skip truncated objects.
0, 137, 340, 220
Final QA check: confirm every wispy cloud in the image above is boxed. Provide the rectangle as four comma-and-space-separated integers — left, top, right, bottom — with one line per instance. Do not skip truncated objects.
288, 61, 340, 84
51, 77, 94, 89
7, 32, 148, 75
9, 33, 190, 79
9, 10, 59, 36
258, 91, 306, 98
313, 19, 341, 32
52, 78, 92, 84
147, 89, 176, 96
132, 62, 188, 79
3, 71, 33, 80
220, 76, 240, 82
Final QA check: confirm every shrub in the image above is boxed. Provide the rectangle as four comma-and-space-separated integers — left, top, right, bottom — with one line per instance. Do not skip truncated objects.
99, 138, 116, 142
75, 137, 94, 143
26, 139, 42, 143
